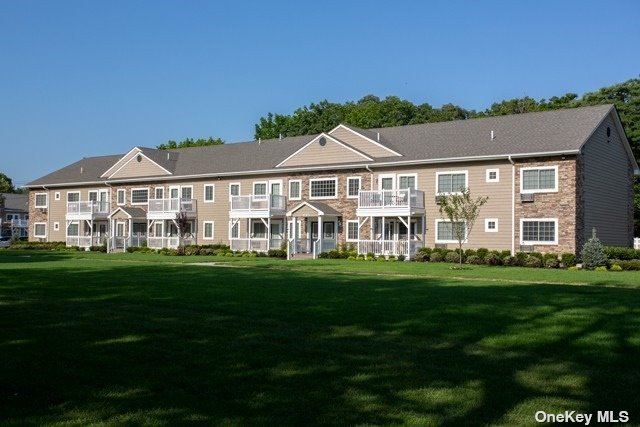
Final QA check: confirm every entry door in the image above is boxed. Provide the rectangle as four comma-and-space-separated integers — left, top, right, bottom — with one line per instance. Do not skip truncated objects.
116, 222, 125, 237
384, 220, 395, 241
271, 222, 283, 248
288, 219, 301, 239
169, 186, 179, 199
269, 181, 282, 195
310, 222, 318, 240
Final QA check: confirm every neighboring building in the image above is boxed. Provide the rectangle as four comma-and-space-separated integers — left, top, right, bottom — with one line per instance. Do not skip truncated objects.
1, 193, 29, 238
26, 105, 637, 257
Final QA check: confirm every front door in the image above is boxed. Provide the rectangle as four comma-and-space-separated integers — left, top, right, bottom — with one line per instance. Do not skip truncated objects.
270, 222, 283, 249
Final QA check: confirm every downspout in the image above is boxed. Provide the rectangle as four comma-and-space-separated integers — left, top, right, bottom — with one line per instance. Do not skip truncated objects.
105, 181, 113, 252
365, 164, 374, 189
508, 156, 515, 255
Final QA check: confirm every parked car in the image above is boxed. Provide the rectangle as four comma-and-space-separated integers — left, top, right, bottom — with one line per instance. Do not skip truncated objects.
0, 236, 11, 248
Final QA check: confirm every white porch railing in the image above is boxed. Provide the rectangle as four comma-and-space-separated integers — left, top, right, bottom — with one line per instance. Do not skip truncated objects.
148, 237, 180, 249
147, 198, 197, 218
358, 240, 424, 257
230, 238, 269, 252
230, 195, 286, 216
10, 219, 28, 228
358, 189, 425, 210
66, 236, 107, 247
67, 201, 110, 217
635, 238, 640, 249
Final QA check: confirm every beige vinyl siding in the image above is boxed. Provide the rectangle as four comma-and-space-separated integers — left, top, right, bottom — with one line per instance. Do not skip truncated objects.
109, 156, 170, 179
279, 138, 368, 167
329, 127, 397, 158
581, 113, 634, 247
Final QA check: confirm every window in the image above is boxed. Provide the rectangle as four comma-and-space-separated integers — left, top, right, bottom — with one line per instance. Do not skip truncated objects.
485, 218, 499, 232
521, 166, 558, 193
131, 188, 149, 204
289, 180, 301, 200
117, 189, 125, 205
398, 174, 417, 190
230, 221, 239, 239
67, 223, 79, 236
204, 184, 215, 202
67, 192, 80, 202
203, 221, 214, 240
252, 221, 267, 238
155, 187, 164, 199
486, 169, 499, 183
35, 193, 48, 208
310, 178, 337, 199
154, 223, 163, 237
347, 220, 359, 241
53, 222, 60, 231
54, 192, 60, 201
229, 183, 240, 200
34, 223, 46, 238
347, 177, 361, 198
521, 219, 558, 244
253, 182, 267, 196
436, 220, 466, 243
181, 186, 193, 200
436, 171, 467, 194
88, 191, 97, 201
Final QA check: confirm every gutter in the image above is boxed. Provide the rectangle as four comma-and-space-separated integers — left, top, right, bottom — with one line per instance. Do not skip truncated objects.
508, 156, 515, 255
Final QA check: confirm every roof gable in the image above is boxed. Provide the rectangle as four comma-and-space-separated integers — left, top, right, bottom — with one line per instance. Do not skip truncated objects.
276, 133, 372, 168
328, 124, 402, 158
102, 147, 173, 179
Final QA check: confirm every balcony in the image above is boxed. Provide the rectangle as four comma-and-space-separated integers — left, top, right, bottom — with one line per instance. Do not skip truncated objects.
66, 201, 110, 220
357, 240, 424, 259
147, 236, 195, 249
356, 189, 425, 217
10, 219, 28, 228
147, 198, 197, 220
229, 194, 286, 218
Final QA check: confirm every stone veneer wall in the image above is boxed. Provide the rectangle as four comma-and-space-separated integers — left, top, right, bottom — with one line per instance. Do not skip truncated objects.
514, 156, 577, 254
28, 191, 49, 241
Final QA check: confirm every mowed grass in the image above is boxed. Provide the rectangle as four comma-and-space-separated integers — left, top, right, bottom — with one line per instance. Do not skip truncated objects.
1, 251, 639, 425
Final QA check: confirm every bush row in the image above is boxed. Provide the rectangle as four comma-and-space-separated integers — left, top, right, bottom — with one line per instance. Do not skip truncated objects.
603, 246, 640, 261
414, 247, 577, 268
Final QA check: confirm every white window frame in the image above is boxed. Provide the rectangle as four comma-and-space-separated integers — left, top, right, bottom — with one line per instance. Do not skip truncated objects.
435, 219, 467, 244
378, 174, 396, 190
54, 192, 61, 201
180, 185, 193, 200
346, 176, 362, 198
130, 187, 150, 205
485, 218, 499, 233
66, 221, 79, 237
203, 184, 215, 203
203, 221, 215, 240
34, 222, 47, 238
66, 191, 80, 202
397, 173, 418, 190
253, 181, 267, 196
435, 170, 468, 195
309, 177, 338, 200
229, 183, 240, 201
520, 218, 559, 245
117, 189, 126, 206
53, 222, 60, 231
346, 220, 359, 241
88, 190, 98, 201
288, 180, 302, 200
34, 193, 48, 208
229, 221, 239, 239
155, 187, 164, 199
520, 166, 558, 194
486, 169, 500, 183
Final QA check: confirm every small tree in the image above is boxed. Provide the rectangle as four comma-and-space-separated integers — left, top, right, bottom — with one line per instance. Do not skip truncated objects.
175, 210, 190, 255
439, 188, 488, 267
580, 228, 608, 269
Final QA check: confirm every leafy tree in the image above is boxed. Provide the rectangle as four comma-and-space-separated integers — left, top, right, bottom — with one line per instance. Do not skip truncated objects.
438, 189, 488, 268
0, 173, 15, 193
157, 137, 224, 150
580, 228, 608, 269
174, 211, 191, 255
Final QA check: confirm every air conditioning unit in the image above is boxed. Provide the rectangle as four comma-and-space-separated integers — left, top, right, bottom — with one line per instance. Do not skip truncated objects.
435, 243, 447, 249
520, 193, 535, 203
435, 195, 446, 205
519, 245, 535, 252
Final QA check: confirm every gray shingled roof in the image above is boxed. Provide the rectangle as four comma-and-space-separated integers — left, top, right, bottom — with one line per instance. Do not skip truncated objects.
27, 105, 623, 187
1, 193, 28, 212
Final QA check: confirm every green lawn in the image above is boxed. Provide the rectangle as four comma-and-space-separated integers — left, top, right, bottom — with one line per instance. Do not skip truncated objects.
1, 251, 639, 425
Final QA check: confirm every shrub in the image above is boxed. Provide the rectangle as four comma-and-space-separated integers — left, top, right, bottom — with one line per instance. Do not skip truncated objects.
397, 254, 406, 262
388, 255, 397, 262
502, 256, 517, 266
466, 255, 482, 265
514, 252, 529, 266
610, 264, 623, 271
561, 253, 577, 268
444, 251, 460, 263
484, 253, 502, 266
581, 229, 608, 270
595, 266, 608, 272
476, 248, 489, 260
413, 253, 428, 262
366, 252, 375, 260
568, 266, 579, 271
429, 252, 443, 263
464, 249, 476, 258
184, 245, 200, 256
614, 259, 640, 270
417, 247, 432, 257
500, 250, 512, 259
544, 258, 560, 269
603, 246, 639, 260
89, 245, 107, 252
224, 252, 235, 257
524, 256, 543, 268
267, 249, 286, 258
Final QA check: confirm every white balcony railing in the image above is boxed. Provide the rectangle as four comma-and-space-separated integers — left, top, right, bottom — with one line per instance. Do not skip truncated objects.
230, 238, 269, 252
147, 198, 197, 218
66, 236, 107, 248
67, 201, 110, 217
358, 189, 425, 210
230, 195, 286, 216
10, 219, 28, 228
357, 240, 424, 258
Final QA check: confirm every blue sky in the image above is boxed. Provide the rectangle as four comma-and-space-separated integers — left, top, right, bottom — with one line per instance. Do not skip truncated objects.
2, 1, 639, 187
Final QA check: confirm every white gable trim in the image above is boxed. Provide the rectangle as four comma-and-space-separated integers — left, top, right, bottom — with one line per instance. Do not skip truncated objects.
275, 133, 373, 168
286, 201, 326, 217
329, 124, 403, 157
105, 149, 172, 179
108, 207, 132, 219
101, 147, 142, 178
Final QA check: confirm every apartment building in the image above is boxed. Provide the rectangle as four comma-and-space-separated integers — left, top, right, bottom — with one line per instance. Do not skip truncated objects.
1, 193, 29, 238
26, 105, 637, 258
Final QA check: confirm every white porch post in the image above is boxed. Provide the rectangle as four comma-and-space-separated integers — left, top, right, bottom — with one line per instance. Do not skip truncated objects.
317, 215, 323, 257
267, 217, 271, 251
382, 216, 386, 256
